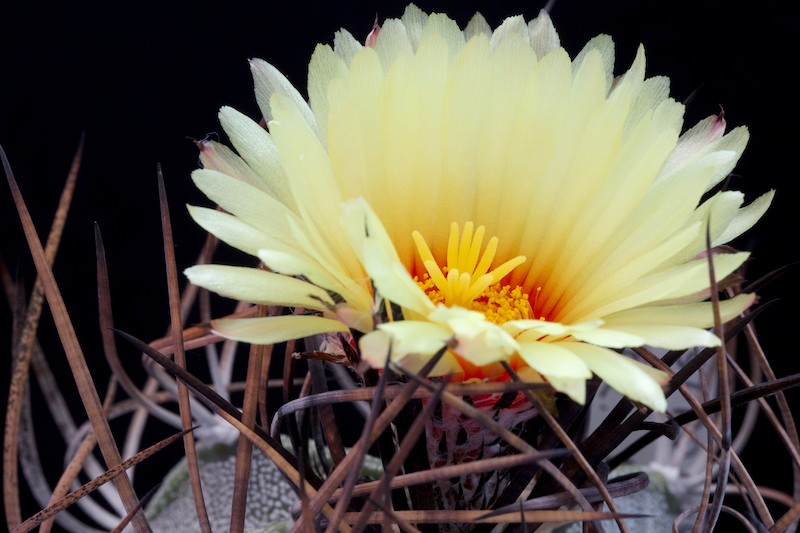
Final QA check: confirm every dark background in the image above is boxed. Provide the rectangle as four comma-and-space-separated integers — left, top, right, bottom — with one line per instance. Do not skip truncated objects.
1, 0, 798, 530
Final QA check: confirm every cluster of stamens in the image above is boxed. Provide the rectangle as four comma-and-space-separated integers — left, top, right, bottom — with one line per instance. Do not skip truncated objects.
412, 222, 533, 324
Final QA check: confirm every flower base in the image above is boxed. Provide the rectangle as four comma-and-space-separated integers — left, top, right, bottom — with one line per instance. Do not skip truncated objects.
423, 384, 539, 513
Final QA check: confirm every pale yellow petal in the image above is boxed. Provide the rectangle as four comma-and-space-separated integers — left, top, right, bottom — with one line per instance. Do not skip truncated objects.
516, 340, 592, 379
565, 251, 749, 322
212, 315, 348, 344
715, 190, 774, 245
332, 29, 361, 64
373, 18, 413, 70
598, 324, 720, 350
428, 306, 518, 366
197, 140, 269, 192
560, 150, 714, 296
269, 92, 369, 293
540, 123, 688, 314
603, 293, 754, 328
659, 114, 749, 192
702, 126, 749, 191
420, 12, 465, 59
308, 44, 349, 145
376, 320, 451, 355
282, 216, 371, 312
269, 92, 343, 217
569, 326, 646, 349
256, 249, 347, 300
334, 306, 374, 333
341, 198, 435, 316
667, 190, 763, 264
187, 205, 273, 257
527, 10, 560, 58
509, 319, 572, 338
360, 324, 461, 376
218, 106, 296, 212
489, 15, 529, 50
624, 76, 671, 137
191, 169, 298, 239
250, 58, 319, 137
325, 50, 383, 206
544, 375, 587, 405
562, 341, 668, 412
188, 207, 369, 321
561, 224, 701, 319
184, 264, 334, 312
400, 4, 428, 50
464, 12, 491, 41
573, 34, 615, 91
511, 318, 645, 348
662, 115, 726, 179
517, 49, 679, 294
661, 252, 749, 300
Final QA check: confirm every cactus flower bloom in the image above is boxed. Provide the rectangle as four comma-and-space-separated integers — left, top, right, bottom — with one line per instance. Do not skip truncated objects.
185, 5, 772, 412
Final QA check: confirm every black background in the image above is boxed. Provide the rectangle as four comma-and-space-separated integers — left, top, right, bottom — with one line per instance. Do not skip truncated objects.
2, 1, 799, 530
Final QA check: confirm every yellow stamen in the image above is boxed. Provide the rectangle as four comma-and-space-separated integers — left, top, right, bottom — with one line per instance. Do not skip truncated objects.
458, 222, 473, 269
466, 225, 485, 273
473, 236, 497, 279
412, 222, 532, 324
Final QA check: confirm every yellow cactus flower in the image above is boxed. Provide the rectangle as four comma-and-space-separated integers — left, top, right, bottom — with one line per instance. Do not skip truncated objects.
185, 5, 772, 412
